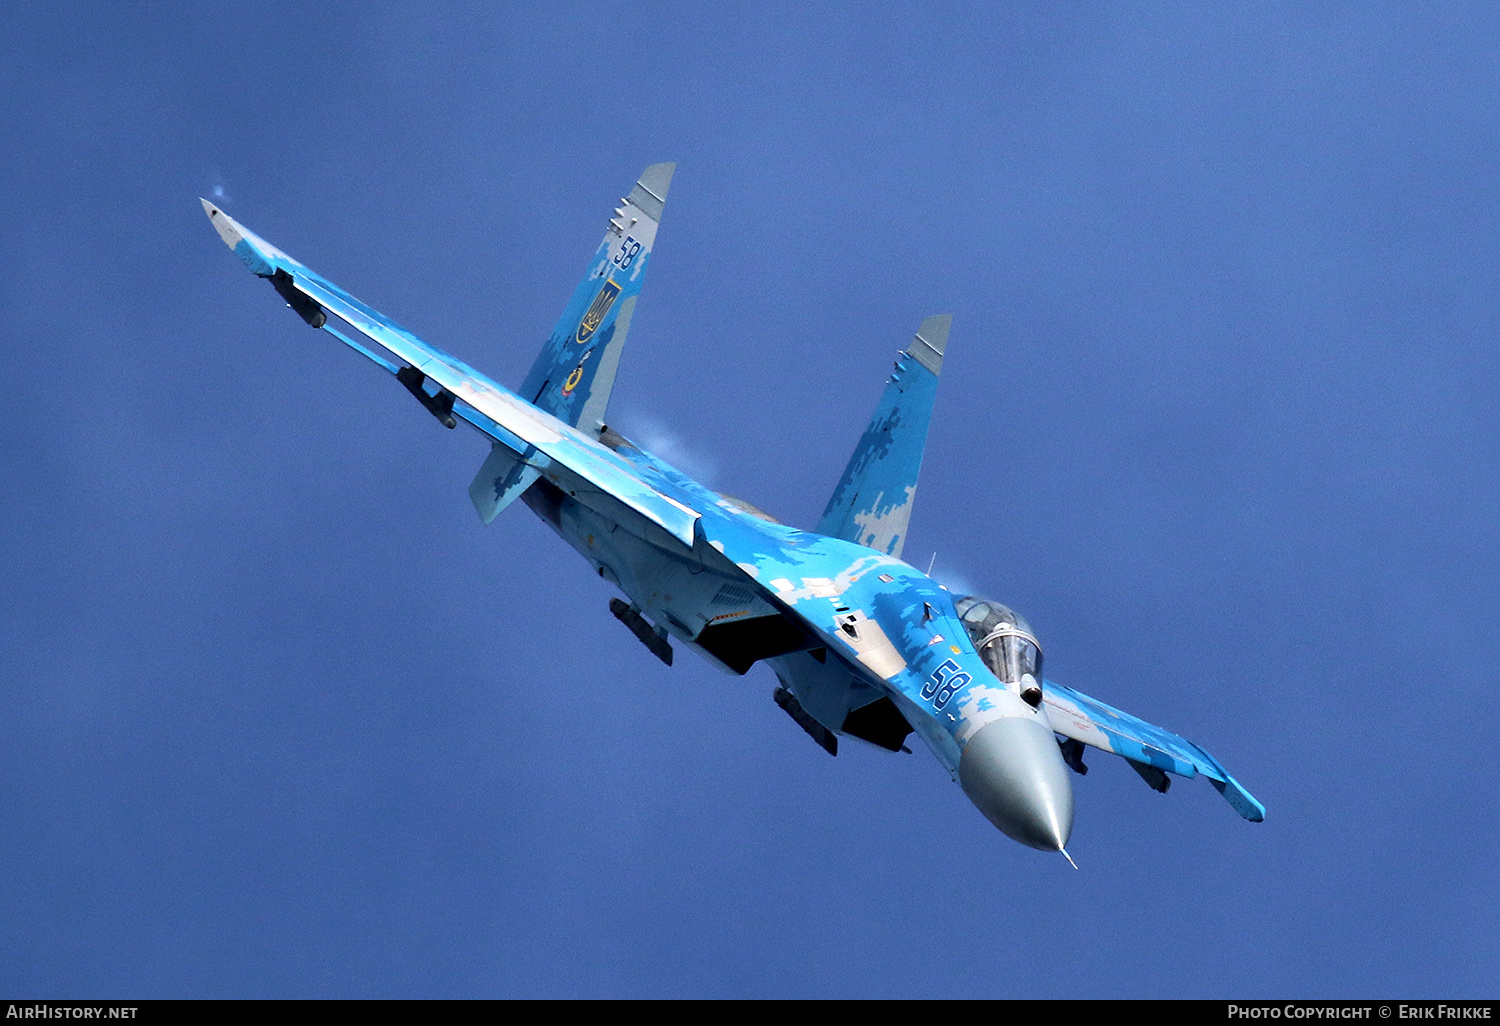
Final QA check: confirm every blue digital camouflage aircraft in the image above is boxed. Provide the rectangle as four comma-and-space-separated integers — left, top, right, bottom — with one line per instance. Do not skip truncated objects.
203, 163, 1264, 861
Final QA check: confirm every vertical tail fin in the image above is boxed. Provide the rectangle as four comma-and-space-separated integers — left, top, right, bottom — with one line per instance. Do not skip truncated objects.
816, 315, 951, 557
518, 162, 675, 435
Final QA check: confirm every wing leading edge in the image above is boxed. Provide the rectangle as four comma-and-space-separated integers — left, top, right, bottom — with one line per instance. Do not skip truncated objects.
201, 195, 699, 548
1042, 679, 1265, 821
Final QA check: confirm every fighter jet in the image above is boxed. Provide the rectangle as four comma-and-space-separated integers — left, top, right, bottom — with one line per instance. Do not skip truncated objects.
202, 163, 1264, 860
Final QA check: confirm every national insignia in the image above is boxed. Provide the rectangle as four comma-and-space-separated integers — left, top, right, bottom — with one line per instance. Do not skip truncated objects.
575, 278, 622, 345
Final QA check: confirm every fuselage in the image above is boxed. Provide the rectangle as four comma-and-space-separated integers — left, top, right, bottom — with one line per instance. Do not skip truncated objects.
522, 429, 1075, 852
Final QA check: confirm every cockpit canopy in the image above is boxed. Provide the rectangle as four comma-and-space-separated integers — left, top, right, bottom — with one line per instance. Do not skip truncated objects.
953, 595, 1043, 704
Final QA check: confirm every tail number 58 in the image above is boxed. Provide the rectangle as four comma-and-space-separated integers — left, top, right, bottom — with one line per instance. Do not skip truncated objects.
922, 659, 971, 710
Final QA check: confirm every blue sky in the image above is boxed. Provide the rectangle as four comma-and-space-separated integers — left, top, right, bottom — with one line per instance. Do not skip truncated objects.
2, 1, 1497, 998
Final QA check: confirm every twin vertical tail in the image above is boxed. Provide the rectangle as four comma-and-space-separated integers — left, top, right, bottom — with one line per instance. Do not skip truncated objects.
517, 162, 675, 436
471, 163, 672, 524
816, 315, 951, 558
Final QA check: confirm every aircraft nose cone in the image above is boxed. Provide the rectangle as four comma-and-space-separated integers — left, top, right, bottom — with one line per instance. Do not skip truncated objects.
958, 716, 1075, 851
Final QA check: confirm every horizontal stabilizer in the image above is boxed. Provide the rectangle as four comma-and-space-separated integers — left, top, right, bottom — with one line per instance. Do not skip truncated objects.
469, 442, 544, 524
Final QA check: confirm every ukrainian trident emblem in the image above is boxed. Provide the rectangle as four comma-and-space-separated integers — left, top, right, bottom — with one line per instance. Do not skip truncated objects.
575, 278, 622, 345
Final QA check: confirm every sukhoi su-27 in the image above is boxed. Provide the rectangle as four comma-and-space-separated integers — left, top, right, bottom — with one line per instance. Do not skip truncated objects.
203, 163, 1264, 861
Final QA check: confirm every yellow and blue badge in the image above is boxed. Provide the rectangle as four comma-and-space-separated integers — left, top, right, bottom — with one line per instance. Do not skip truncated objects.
560, 347, 593, 397
575, 278, 622, 345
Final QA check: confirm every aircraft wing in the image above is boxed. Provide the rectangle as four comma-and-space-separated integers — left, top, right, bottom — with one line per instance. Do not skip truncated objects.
202, 200, 699, 548
1041, 678, 1265, 821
